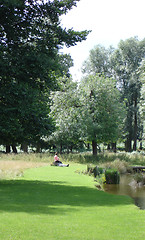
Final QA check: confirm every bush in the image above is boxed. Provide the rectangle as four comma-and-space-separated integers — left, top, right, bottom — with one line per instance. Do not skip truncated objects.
93, 167, 100, 178
133, 173, 145, 184
105, 169, 120, 184
87, 165, 105, 178
101, 159, 130, 174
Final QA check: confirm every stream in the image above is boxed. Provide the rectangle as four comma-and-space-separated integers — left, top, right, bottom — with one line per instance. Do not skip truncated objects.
103, 174, 145, 210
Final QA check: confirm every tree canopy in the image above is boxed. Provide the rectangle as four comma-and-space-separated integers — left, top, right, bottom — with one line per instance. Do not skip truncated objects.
81, 37, 145, 152
0, 0, 89, 152
49, 75, 125, 155
1, 2, 145, 155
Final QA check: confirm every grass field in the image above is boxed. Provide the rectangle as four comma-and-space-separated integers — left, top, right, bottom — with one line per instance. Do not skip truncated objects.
0, 154, 145, 239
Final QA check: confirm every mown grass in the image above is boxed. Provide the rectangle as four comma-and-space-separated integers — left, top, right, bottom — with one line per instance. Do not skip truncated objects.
0, 164, 145, 240
0, 153, 145, 239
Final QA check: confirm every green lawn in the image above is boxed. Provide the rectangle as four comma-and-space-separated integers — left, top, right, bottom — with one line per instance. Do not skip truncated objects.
0, 163, 145, 240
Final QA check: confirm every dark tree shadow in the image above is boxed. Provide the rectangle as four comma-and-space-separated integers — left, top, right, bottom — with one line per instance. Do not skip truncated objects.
0, 179, 132, 215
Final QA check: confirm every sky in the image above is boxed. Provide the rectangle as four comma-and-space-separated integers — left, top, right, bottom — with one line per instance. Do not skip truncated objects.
60, 0, 145, 81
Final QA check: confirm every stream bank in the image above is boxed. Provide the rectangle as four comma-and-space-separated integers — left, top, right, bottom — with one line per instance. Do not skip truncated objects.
103, 174, 145, 210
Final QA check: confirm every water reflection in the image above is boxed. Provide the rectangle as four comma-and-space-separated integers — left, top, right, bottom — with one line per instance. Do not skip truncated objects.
103, 174, 145, 210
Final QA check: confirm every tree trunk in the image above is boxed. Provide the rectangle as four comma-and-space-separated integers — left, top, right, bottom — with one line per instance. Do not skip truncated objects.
87, 143, 90, 150
6, 145, 11, 153
70, 146, 73, 152
125, 137, 132, 152
139, 141, 142, 150
111, 142, 117, 153
125, 101, 133, 152
12, 145, 17, 153
21, 143, 28, 153
67, 146, 69, 154
60, 144, 63, 154
36, 144, 41, 153
133, 98, 137, 151
92, 140, 97, 155
107, 144, 111, 150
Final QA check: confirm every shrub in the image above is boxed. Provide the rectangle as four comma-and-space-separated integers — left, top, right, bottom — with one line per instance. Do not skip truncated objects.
134, 173, 145, 184
93, 166, 100, 178
87, 165, 105, 178
105, 169, 120, 184
101, 159, 130, 174
96, 174, 106, 186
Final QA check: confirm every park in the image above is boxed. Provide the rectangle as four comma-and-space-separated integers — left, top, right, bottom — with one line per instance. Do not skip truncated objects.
0, 1, 145, 239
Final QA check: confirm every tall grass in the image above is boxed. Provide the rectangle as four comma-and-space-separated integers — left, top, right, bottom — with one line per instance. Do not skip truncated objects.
0, 151, 145, 179
61, 151, 145, 166
0, 152, 53, 162
0, 153, 50, 179
1, 151, 145, 165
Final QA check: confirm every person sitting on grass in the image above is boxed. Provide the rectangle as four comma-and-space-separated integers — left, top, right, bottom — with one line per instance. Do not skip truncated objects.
53, 152, 69, 167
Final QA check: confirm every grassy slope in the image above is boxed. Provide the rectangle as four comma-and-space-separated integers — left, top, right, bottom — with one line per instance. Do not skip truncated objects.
0, 163, 145, 240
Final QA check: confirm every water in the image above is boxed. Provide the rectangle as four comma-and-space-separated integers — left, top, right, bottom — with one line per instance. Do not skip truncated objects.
103, 174, 145, 210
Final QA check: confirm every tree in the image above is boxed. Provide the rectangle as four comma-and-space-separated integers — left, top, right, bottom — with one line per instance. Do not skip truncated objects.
139, 60, 145, 145
112, 37, 145, 151
0, 81, 55, 152
58, 54, 74, 78
50, 75, 125, 155
79, 74, 125, 155
139, 60, 145, 120
0, 0, 89, 151
49, 77, 83, 153
82, 37, 145, 152
82, 44, 114, 77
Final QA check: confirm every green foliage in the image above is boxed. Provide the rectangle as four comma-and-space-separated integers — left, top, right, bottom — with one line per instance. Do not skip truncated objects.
49, 77, 83, 152
0, 0, 89, 149
105, 169, 120, 184
82, 44, 114, 77
58, 54, 74, 77
50, 74, 126, 154
111, 37, 145, 151
79, 74, 126, 154
139, 60, 145, 135
0, 82, 55, 147
87, 165, 104, 178
82, 37, 145, 152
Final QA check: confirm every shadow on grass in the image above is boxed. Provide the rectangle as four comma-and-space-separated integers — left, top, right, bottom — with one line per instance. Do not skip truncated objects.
0, 179, 132, 215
